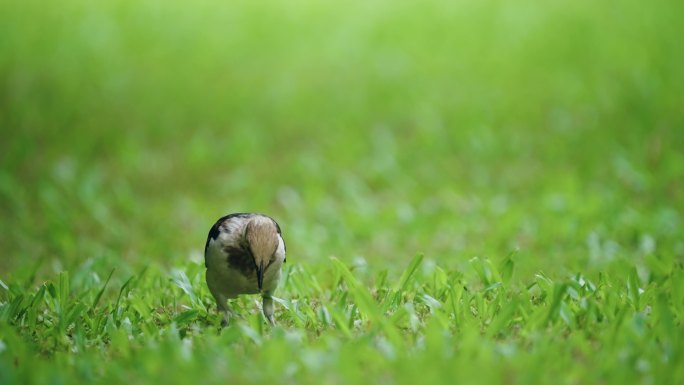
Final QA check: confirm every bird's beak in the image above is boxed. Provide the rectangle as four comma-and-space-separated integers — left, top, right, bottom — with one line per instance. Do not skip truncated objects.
256, 261, 264, 291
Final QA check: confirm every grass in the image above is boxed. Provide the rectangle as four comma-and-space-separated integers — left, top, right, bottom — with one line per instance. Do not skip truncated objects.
1, 0, 683, 383
1, 255, 683, 383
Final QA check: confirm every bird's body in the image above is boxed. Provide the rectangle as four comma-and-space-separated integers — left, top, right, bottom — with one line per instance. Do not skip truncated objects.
204, 213, 286, 325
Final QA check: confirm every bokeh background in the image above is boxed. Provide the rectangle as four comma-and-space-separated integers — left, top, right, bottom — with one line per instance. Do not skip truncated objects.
1, 0, 683, 281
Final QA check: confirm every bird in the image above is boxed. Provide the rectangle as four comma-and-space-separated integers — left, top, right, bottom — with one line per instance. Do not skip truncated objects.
204, 213, 286, 326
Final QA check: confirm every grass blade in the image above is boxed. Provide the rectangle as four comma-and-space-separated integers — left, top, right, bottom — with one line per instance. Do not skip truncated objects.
331, 257, 402, 347
394, 254, 424, 293
92, 269, 115, 310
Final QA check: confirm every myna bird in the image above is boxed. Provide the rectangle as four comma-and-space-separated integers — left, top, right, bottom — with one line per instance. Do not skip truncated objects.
204, 213, 286, 325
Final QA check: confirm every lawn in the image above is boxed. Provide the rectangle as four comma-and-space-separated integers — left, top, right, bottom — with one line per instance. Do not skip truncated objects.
1, 0, 683, 384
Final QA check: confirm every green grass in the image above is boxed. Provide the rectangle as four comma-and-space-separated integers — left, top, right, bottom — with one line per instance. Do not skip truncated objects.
1, 255, 683, 383
1, 0, 683, 383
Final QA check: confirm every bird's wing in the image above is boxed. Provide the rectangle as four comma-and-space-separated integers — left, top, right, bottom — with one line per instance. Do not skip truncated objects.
271, 218, 286, 262
204, 213, 254, 267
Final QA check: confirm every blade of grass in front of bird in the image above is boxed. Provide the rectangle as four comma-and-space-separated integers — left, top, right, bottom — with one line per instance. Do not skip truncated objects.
328, 305, 353, 338
58, 271, 70, 310
499, 252, 515, 285
394, 254, 424, 294
470, 257, 502, 287
66, 302, 87, 328
172, 268, 198, 306
1, 294, 24, 322
544, 281, 567, 325
330, 257, 402, 347
655, 289, 676, 345
386, 254, 423, 310
114, 275, 135, 322
627, 267, 640, 312
92, 268, 115, 310
448, 283, 464, 326
486, 297, 519, 338
173, 309, 199, 326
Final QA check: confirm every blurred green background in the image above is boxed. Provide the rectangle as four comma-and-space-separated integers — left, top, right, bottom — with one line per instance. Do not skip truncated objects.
1, 0, 682, 281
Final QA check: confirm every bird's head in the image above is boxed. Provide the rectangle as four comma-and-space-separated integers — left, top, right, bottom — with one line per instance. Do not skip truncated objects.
245, 216, 279, 291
